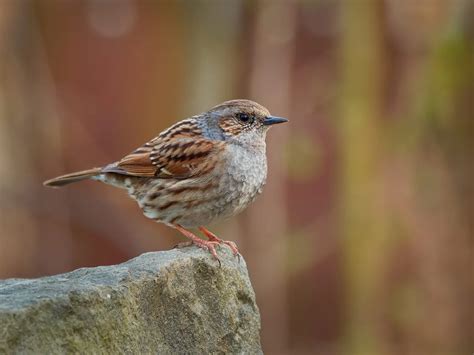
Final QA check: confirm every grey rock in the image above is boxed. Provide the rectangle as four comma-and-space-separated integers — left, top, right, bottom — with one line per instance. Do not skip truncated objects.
0, 247, 262, 354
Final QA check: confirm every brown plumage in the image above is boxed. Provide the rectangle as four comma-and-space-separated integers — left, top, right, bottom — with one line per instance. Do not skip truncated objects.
44, 99, 288, 262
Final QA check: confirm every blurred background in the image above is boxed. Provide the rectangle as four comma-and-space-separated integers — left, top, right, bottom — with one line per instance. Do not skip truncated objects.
0, 0, 472, 354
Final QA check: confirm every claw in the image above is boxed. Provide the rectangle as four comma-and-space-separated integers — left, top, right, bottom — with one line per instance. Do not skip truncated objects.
198, 226, 240, 260
172, 225, 222, 266
172, 224, 239, 266
196, 240, 222, 267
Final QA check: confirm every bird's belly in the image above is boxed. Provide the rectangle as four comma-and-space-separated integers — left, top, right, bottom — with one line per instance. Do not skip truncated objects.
131, 146, 267, 228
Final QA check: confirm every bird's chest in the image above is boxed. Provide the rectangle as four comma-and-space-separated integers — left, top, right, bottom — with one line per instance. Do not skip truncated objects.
216, 143, 267, 216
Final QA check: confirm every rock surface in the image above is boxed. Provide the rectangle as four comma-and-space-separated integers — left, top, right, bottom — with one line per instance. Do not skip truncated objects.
0, 247, 262, 354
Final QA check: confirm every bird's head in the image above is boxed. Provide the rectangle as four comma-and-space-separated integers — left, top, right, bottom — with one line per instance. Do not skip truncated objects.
207, 99, 288, 144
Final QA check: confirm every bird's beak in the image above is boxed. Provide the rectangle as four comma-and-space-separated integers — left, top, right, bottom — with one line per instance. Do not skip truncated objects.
263, 116, 289, 126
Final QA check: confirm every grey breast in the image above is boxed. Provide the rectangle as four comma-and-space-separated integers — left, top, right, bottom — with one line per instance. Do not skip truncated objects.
215, 141, 267, 219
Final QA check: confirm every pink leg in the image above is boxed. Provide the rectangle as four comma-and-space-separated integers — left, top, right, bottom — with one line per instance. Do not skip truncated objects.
199, 226, 240, 258
173, 224, 221, 265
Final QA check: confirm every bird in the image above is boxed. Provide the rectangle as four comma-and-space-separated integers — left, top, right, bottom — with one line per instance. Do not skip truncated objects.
44, 99, 288, 262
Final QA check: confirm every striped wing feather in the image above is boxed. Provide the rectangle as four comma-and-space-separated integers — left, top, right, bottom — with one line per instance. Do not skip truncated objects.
102, 119, 223, 179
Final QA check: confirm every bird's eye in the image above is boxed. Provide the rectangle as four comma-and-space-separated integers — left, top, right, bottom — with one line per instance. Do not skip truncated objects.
237, 113, 253, 123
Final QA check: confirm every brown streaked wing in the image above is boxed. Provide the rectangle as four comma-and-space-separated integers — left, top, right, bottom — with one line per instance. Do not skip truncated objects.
114, 150, 157, 176
103, 134, 224, 179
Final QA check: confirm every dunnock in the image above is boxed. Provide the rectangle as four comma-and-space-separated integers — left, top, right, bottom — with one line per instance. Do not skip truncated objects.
44, 100, 288, 262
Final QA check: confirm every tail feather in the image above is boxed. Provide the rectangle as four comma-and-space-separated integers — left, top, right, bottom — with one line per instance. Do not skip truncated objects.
43, 167, 103, 188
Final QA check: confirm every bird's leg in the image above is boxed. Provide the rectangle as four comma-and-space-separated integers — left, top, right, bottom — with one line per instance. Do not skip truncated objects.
173, 224, 221, 265
199, 226, 240, 258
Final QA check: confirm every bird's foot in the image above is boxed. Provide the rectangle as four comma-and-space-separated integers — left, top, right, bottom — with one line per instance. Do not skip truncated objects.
199, 226, 240, 261
173, 225, 222, 266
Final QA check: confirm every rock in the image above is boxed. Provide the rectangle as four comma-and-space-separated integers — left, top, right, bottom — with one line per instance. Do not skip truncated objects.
0, 247, 262, 354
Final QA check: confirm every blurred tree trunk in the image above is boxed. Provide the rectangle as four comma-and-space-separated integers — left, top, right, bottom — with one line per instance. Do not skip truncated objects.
339, 1, 473, 354
243, 2, 295, 353
389, 0, 473, 353
0, 1, 72, 277
338, 1, 387, 354
182, 1, 241, 112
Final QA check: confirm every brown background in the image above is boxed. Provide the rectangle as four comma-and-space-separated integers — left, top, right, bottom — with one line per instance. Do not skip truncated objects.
0, 1, 472, 354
